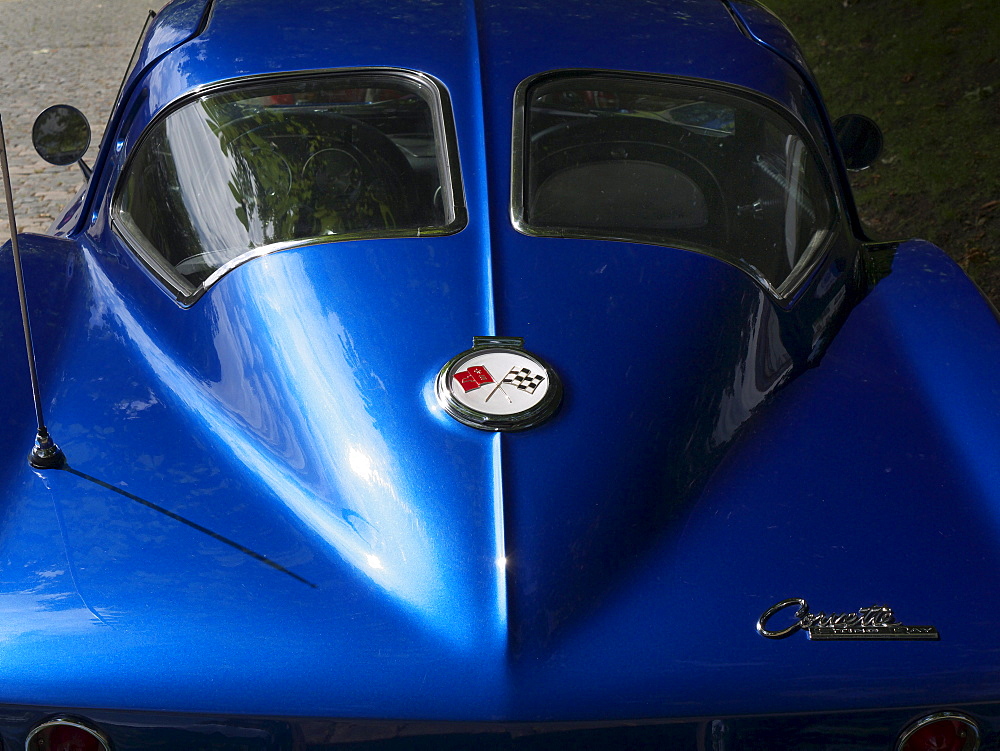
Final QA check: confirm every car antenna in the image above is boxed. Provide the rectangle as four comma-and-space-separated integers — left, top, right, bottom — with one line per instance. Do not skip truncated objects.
0, 113, 65, 469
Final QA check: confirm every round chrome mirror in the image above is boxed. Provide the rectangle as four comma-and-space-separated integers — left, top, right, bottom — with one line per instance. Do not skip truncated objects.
833, 114, 883, 171
32, 104, 91, 166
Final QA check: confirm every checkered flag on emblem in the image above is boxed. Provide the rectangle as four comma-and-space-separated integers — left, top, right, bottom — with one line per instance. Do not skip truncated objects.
502, 367, 545, 394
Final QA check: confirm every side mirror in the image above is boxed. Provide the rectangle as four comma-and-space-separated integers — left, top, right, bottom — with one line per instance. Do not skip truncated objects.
833, 114, 883, 171
32, 105, 92, 167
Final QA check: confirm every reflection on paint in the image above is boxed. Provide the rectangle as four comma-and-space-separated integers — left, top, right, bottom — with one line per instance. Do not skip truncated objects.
348, 447, 376, 482
85, 251, 477, 644
0, 593, 107, 639
0, 473, 117, 638
491, 432, 506, 623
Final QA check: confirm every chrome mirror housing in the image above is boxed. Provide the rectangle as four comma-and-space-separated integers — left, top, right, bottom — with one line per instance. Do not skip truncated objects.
32, 104, 91, 166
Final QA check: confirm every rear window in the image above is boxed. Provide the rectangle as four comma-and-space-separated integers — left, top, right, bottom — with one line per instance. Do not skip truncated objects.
115, 70, 464, 299
513, 72, 836, 298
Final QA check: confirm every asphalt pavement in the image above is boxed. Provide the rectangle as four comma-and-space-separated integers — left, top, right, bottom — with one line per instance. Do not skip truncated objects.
0, 0, 153, 236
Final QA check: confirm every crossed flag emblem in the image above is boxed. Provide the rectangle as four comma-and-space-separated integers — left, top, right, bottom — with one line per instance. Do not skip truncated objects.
453, 364, 545, 403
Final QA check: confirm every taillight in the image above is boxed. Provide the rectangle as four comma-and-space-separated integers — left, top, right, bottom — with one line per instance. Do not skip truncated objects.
25, 717, 110, 751
897, 713, 980, 751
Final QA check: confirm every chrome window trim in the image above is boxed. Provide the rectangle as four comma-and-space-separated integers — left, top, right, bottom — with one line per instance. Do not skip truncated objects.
510, 68, 845, 305
111, 67, 467, 307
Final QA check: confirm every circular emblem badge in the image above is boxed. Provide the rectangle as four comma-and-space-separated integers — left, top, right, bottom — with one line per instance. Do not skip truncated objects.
436, 337, 562, 431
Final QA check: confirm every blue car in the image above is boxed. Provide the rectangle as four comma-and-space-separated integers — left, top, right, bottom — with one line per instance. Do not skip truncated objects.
3, 0, 998, 749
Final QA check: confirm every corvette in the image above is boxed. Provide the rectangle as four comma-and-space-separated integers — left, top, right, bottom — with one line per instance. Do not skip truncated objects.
2, 0, 999, 749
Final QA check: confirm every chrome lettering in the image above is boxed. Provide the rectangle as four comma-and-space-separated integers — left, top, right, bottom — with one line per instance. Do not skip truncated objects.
756, 597, 807, 639
757, 598, 939, 641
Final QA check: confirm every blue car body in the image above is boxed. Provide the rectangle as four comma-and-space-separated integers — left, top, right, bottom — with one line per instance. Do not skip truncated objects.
2, 0, 1000, 748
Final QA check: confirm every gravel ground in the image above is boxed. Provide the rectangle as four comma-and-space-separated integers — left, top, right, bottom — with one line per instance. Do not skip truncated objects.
0, 0, 154, 236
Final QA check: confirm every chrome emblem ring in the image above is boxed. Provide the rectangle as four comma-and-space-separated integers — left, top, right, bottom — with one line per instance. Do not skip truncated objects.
437, 336, 562, 431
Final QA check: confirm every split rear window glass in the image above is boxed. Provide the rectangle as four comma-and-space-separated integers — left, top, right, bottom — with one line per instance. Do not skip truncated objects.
515, 73, 835, 297
115, 71, 463, 298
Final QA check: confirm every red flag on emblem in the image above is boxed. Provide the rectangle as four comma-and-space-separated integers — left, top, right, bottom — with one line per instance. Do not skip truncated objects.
454, 365, 494, 392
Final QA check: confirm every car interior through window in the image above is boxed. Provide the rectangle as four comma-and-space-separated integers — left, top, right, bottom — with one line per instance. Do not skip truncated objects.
114, 70, 465, 300
513, 71, 837, 300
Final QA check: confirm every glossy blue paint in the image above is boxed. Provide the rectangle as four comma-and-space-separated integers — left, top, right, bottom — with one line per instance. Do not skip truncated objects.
1, 0, 998, 745
505, 244, 1000, 718
726, 0, 812, 75
123, 0, 209, 89
4, 232, 510, 717
4, 230, 999, 725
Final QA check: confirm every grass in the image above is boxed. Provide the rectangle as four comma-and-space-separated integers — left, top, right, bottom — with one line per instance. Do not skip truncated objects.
762, 0, 1000, 302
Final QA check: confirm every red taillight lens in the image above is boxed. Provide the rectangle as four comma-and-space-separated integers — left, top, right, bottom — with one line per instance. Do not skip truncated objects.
898, 713, 980, 751
25, 718, 110, 751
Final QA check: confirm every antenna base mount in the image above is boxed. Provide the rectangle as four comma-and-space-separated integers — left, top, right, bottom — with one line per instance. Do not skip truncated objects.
29, 431, 65, 470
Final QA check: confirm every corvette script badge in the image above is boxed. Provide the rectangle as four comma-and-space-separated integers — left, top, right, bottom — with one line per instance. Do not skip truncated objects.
757, 598, 940, 641
437, 336, 562, 431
